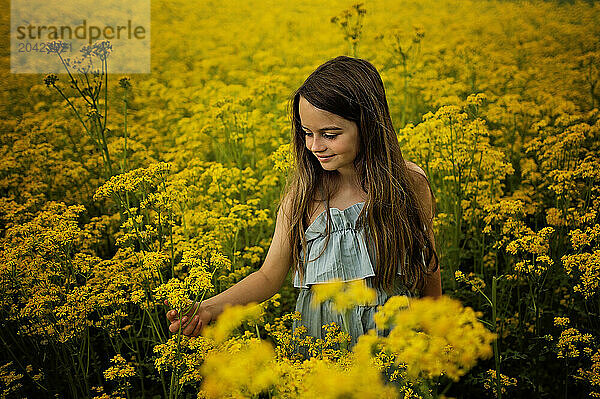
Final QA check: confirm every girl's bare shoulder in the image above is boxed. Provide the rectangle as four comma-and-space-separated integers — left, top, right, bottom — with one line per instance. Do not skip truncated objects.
404, 160, 433, 217
405, 160, 427, 179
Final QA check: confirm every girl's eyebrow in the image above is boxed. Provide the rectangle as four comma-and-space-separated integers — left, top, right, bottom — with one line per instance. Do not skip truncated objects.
301, 125, 343, 132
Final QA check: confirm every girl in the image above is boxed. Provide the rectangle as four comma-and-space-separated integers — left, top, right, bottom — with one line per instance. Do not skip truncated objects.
166, 55, 442, 348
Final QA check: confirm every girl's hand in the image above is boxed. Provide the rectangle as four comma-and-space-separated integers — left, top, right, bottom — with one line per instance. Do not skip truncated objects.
164, 300, 213, 337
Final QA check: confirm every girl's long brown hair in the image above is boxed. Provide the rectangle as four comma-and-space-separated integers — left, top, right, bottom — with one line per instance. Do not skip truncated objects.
280, 55, 439, 295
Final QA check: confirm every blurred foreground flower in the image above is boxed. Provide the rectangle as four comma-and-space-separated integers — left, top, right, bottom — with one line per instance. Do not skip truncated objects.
311, 278, 377, 313
201, 339, 277, 398
203, 302, 264, 343
376, 295, 496, 380
298, 332, 397, 399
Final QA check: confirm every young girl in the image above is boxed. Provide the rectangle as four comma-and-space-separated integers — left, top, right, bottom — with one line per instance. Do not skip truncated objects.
166, 55, 442, 348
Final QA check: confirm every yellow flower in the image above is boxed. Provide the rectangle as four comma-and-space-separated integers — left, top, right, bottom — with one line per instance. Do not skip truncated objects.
554, 317, 570, 328
93, 162, 172, 201
555, 327, 593, 358
454, 270, 467, 282
311, 279, 377, 313
373, 295, 411, 330
482, 369, 518, 395
298, 333, 397, 399
455, 270, 486, 292
154, 278, 188, 310
103, 354, 135, 380
561, 249, 600, 299
575, 349, 600, 397
378, 295, 496, 380
203, 302, 263, 343
466, 92, 487, 106
184, 264, 214, 294
200, 340, 277, 398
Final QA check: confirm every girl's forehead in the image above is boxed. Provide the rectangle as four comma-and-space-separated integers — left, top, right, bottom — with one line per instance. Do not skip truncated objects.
299, 96, 348, 127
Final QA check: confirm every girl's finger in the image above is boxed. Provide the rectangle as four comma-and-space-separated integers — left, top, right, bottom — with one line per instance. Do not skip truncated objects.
183, 316, 199, 336
167, 309, 178, 321
169, 320, 180, 333
180, 316, 190, 330
191, 319, 203, 337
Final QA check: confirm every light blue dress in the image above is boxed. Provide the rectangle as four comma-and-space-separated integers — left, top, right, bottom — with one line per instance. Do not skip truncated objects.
292, 201, 421, 354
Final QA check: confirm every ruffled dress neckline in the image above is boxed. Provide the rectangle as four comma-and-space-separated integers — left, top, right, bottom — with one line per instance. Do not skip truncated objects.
304, 201, 365, 236
294, 201, 409, 289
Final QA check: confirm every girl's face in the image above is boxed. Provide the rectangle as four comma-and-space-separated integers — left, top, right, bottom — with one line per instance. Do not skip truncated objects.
299, 95, 360, 176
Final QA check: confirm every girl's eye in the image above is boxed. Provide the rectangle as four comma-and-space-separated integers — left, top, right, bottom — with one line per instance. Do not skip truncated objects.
303, 131, 336, 139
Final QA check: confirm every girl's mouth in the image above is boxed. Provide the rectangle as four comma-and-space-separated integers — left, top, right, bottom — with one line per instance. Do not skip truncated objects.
316, 154, 334, 161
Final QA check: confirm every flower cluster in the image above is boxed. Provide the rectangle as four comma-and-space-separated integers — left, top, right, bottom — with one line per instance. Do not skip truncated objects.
454, 270, 486, 292
103, 354, 136, 381
376, 296, 496, 381
482, 369, 518, 396
311, 279, 377, 313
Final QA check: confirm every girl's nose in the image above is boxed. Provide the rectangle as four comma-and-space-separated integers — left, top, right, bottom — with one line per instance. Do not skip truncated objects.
309, 136, 326, 152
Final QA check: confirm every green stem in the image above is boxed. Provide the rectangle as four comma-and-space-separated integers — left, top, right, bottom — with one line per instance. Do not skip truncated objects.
0, 333, 49, 393
145, 307, 166, 343
492, 276, 502, 399
103, 57, 108, 132
122, 88, 128, 173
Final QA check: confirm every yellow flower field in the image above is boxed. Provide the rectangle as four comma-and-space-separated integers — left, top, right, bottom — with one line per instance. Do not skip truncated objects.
1, 0, 599, 397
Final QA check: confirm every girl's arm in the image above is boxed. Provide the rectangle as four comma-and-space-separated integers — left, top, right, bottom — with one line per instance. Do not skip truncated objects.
166, 193, 295, 336
406, 161, 442, 298
421, 228, 442, 297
